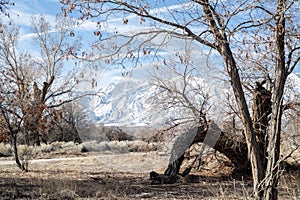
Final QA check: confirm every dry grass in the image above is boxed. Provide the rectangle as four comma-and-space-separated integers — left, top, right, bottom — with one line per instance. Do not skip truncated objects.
0, 143, 12, 157
0, 166, 299, 199
0, 168, 255, 199
0, 140, 171, 159
0, 141, 299, 199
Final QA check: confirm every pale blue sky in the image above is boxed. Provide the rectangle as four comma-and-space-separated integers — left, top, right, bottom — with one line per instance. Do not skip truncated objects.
7, 0, 300, 84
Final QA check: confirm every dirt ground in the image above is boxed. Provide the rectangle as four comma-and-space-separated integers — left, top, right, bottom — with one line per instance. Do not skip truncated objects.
0, 151, 299, 199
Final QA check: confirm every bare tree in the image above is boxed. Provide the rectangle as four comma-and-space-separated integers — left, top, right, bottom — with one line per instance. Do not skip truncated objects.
0, 15, 81, 170
62, 1, 300, 199
151, 66, 209, 126
149, 51, 250, 178
22, 15, 81, 146
0, 20, 34, 170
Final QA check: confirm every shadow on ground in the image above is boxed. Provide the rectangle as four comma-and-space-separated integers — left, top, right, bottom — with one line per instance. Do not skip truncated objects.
0, 172, 255, 199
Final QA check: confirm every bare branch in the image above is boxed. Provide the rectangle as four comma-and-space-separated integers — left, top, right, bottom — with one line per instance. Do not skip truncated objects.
286, 46, 300, 74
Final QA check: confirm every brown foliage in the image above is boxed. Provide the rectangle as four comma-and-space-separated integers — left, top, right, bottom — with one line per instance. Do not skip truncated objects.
0, 132, 9, 143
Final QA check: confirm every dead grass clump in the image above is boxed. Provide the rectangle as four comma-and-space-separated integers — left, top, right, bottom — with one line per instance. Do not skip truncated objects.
79, 140, 163, 153
0, 143, 12, 157
32, 142, 82, 158
80, 141, 116, 152
38, 142, 78, 153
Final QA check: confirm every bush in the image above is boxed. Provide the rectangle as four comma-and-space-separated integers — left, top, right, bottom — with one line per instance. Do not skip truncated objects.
105, 127, 134, 141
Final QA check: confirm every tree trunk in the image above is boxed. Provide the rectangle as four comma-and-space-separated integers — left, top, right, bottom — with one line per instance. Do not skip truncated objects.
33, 131, 41, 146
193, 128, 250, 172
263, 1, 287, 199
197, 1, 264, 197
252, 81, 272, 172
147, 123, 250, 184
221, 44, 264, 199
11, 133, 27, 171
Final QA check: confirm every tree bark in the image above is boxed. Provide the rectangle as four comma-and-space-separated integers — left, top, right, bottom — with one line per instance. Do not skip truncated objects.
150, 124, 250, 185
252, 81, 272, 172
197, 1, 264, 197
24, 78, 54, 146
11, 133, 27, 171
193, 128, 250, 172
263, 1, 287, 199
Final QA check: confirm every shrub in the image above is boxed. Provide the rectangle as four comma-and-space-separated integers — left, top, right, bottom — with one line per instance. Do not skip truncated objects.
0, 143, 12, 157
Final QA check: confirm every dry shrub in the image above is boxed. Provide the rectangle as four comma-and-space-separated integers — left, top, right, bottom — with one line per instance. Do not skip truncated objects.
79, 140, 163, 153
0, 143, 12, 157
105, 127, 134, 141
16, 140, 169, 157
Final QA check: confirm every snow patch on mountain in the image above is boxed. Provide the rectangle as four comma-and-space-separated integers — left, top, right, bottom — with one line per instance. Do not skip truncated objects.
85, 72, 300, 127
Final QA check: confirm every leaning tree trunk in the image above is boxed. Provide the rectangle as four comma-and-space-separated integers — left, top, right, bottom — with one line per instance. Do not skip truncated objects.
151, 82, 272, 185
160, 123, 249, 182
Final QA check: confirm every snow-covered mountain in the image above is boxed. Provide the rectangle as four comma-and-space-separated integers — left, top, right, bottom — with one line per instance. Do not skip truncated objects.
77, 75, 223, 127
74, 72, 300, 128
94, 80, 155, 125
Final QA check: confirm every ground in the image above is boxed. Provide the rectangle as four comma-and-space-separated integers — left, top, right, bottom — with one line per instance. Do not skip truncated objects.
0, 142, 299, 199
